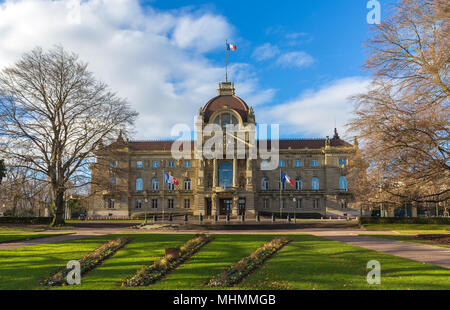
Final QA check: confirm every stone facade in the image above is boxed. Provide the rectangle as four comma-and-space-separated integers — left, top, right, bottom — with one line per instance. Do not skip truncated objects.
89, 82, 358, 218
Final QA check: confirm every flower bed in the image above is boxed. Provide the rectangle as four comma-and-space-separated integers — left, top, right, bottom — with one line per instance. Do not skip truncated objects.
207, 236, 291, 287
122, 234, 214, 287
41, 236, 131, 286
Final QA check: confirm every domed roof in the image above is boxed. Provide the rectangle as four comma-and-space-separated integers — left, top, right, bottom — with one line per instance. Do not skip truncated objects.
202, 82, 249, 123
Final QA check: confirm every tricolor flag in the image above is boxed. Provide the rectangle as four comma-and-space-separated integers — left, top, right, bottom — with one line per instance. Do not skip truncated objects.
281, 171, 294, 187
227, 43, 237, 51
164, 172, 179, 185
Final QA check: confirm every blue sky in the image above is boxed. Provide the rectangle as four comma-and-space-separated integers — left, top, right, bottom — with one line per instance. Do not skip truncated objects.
0, 0, 389, 140
150, 0, 371, 102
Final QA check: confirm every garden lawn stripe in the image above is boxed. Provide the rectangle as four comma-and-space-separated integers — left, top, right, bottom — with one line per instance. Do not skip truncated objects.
237, 234, 450, 290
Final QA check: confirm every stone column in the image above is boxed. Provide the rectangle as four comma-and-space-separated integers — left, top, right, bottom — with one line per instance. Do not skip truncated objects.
233, 159, 237, 188
232, 196, 239, 216
213, 159, 218, 188
212, 194, 218, 216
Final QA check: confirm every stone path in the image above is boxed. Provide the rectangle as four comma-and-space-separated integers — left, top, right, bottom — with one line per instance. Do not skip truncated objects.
306, 230, 450, 269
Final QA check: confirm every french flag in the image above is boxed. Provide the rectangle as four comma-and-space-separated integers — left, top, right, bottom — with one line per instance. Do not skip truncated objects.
227, 43, 237, 51
281, 171, 294, 187
164, 172, 179, 185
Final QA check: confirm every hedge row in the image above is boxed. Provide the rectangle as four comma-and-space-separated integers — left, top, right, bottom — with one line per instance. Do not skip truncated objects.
122, 234, 214, 287
258, 212, 322, 219
41, 237, 131, 286
0, 216, 53, 224
207, 236, 291, 287
359, 217, 450, 225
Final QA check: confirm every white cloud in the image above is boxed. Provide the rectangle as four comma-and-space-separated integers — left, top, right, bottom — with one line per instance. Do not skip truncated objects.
251, 43, 280, 61
258, 77, 372, 138
0, 0, 272, 139
276, 51, 314, 68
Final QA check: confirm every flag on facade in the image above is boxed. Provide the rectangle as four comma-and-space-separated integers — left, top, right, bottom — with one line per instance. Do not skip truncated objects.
164, 172, 179, 185
227, 43, 237, 51
281, 171, 294, 187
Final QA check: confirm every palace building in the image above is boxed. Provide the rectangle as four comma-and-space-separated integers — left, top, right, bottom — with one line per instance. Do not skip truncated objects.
89, 81, 358, 219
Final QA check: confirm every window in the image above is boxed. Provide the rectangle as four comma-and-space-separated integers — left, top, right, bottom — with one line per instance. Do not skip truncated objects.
219, 162, 233, 188
213, 112, 238, 128
184, 199, 190, 209
279, 160, 285, 167
313, 199, 320, 209
152, 178, 159, 190
281, 199, 286, 209
152, 161, 159, 168
184, 178, 191, 190
295, 178, 302, 190
136, 178, 143, 191
296, 199, 302, 208
311, 160, 319, 167
278, 181, 286, 190
339, 158, 347, 166
312, 177, 319, 190
108, 199, 115, 209
339, 176, 348, 191
135, 199, 142, 209
263, 199, 269, 209
295, 160, 302, 167
261, 160, 270, 169
110, 160, 117, 168
261, 177, 269, 190
184, 161, 191, 167
168, 161, 175, 168
167, 182, 174, 191
341, 200, 348, 209
151, 199, 158, 209
136, 161, 143, 168
168, 199, 174, 209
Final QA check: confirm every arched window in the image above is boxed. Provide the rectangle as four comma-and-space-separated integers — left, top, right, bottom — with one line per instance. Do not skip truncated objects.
295, 178, 302, 190
312, 177, 319, 190
219, 162, 233, 188
152, 178, 159, 190
136, 178, 143, 191
213, 113, 238, 128
184, 178, 191, 190
261, 177, 269, 190
339, 176, 348, 191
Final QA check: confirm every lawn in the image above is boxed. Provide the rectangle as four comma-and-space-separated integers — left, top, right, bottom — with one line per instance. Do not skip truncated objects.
0, 233, 448, 290
0, 225, 46, 233
0, 233, 72, 243
360, 234, 450, 249
362, 224, 450, 231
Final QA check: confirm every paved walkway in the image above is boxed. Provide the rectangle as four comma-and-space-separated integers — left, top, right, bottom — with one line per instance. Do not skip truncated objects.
305, 230, 450, 269
1, 227, 449, 269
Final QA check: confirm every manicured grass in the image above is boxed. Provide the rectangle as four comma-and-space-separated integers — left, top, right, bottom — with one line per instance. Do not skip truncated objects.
237, 234, 450, 290
362, 224, 450, 231
360, 234, 450, 249
0, 233, 71, 243
0, 225, 46, 233
0, 233, 449, 290
0, 235, 115, 290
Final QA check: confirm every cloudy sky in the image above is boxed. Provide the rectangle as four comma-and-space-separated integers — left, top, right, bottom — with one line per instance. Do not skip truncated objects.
0, 0, 377, 140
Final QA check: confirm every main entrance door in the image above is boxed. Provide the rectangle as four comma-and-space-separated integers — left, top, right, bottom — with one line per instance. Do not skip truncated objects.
238, 198, 246, 215
219, 199, 233, 215
205, 198, 212, 216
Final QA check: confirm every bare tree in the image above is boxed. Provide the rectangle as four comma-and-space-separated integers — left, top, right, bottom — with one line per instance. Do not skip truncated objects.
0, 46, 138, 225
348, 0, 449, 210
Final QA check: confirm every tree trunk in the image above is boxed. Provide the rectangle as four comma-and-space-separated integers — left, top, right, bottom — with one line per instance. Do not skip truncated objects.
51, 189, 66, 226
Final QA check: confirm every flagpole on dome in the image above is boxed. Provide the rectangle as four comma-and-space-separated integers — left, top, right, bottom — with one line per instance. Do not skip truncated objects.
225, 39, 228, 82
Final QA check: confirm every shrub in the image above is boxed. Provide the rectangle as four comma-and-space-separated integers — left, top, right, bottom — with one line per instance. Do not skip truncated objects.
123, 234, 214, 287
207, 236, 291, 287
359, 217, 450, 225
41, 237, 131, 286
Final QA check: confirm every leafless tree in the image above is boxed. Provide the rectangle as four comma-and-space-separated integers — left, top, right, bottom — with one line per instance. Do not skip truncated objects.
0, 46, 138, 225
348, 0, 449, 211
